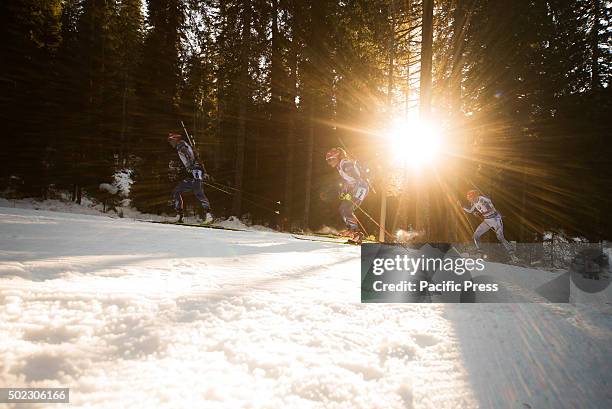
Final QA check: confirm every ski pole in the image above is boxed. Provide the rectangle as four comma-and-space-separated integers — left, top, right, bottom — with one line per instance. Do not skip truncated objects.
350, 199, 395, 241
353, 213, 369, 238
351, 199, 420, 253
203, 180, 279, 215
207, 179, 280, 206
203, 180, 232, 195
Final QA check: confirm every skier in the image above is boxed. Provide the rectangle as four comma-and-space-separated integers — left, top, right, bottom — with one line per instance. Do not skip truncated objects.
459, 190, 518, 262
167, 132, 213, 224
325, 147, 369, 244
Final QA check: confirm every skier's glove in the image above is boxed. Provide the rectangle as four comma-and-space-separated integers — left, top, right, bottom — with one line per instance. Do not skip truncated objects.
202, 173, 211, 182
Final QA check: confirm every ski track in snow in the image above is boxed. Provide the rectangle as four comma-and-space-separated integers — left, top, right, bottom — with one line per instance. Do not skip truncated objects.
1, 207, 611, 409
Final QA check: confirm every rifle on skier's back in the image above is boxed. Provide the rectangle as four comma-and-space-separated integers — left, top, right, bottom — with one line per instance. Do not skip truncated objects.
180, 121, 200, 158
180, 120, 213, 182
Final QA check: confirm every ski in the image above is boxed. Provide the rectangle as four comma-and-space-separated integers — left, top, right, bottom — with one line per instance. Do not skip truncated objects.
139, 219, 251, 232
291, 234, 361, 245
313, 232, 377, 243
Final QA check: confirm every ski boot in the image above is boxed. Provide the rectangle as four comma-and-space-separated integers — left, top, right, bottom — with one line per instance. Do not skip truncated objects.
177, 210, 184, 224
348, 231, 364, 245
199, 208, 214, 225
202, 212, 214, 225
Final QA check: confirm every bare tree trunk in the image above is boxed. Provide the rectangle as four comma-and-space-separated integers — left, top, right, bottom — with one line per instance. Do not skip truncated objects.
270, 0, 282, 107
120, 74, 128, 166
419, 0, 434, 118
387, 0, 396, 109
591, 0, 601, 90
284, 1, 298, 228
416, 0, 434, 239
380, 0, 396, 242
449, 0, 467, 242
519, 163, 528, 242
404, 0, 412, 120
303, 103, 314, 229
590, 0, 603, 236
232, 1, 252, 216
303, 0, 327, 230
399, 0, 412, 233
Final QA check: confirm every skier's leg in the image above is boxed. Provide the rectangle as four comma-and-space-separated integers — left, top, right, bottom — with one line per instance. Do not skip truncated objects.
339, 199, 359, 231
345, 183, 367, 229
191, 179, 211, 211
490, 216, 514, 255
473, 221, 491, 250
173, 180, 191, 222
191, 179, 213, 223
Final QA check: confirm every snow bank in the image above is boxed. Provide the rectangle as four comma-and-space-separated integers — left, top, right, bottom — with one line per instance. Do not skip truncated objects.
98, 183, 118, 195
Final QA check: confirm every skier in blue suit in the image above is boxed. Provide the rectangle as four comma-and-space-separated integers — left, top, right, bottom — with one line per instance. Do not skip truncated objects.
168, 132, 212, 224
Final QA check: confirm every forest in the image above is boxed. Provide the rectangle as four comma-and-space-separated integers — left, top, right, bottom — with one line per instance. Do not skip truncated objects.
1, 0, 610, 242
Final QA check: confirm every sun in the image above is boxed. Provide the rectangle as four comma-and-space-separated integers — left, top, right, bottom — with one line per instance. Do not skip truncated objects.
386, 119, 442, 168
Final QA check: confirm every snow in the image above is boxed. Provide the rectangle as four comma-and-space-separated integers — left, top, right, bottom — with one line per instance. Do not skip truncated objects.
0, 197, 274, 232
0, 197, 110, 217
113, 169, 133, 198
1, 206, 611, 408
214, 215, 276, 232
98, 183, 118, 195
316, 225, 340, 235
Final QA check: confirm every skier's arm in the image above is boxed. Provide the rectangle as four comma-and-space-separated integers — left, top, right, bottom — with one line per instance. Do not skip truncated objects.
462, 202, 477, 214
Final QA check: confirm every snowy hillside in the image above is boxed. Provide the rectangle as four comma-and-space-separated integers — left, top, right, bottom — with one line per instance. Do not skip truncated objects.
1, 207, 611, 408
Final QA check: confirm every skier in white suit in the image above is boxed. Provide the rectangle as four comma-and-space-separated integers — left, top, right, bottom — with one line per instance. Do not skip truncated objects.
460, 190, 518, 261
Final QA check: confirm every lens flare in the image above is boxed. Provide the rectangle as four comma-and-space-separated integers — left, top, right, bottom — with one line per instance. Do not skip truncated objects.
386, 119, 442, 168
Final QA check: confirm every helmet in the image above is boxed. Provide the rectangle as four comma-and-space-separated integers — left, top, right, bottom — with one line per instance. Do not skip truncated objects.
325, 147, 346, 162
168, 132, 182, 143
466, 190, 479, 202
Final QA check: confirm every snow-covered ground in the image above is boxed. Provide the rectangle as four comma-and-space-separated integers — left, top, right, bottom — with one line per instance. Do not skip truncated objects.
1, 207, 611, 408
0, 197, 273, 231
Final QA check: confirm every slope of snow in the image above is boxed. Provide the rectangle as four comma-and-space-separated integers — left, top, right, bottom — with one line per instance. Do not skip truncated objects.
1, 207, 611, 408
